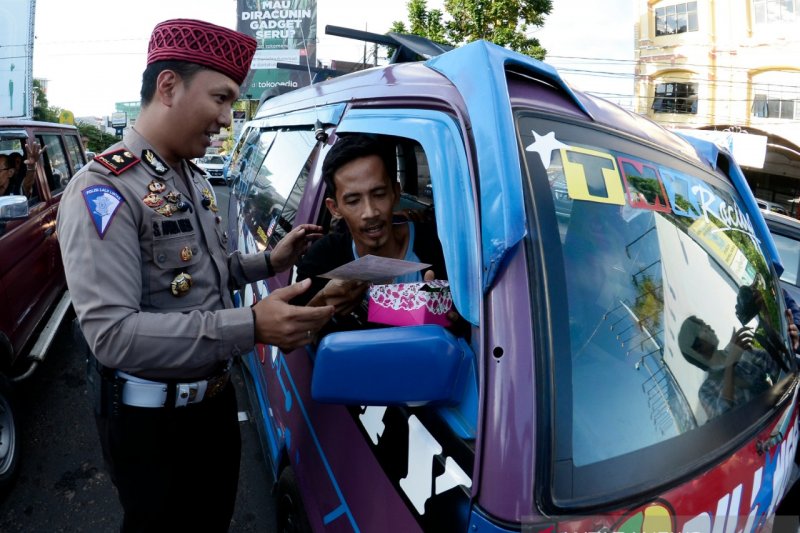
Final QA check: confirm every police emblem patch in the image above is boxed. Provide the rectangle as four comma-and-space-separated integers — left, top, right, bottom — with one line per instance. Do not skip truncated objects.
82, 185, 125, 239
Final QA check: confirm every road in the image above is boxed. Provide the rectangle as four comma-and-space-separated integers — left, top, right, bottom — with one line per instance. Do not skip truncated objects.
0, 183, 277, 532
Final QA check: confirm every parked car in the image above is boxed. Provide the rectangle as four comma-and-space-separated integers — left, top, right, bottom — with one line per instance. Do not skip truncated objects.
194, 154, 226, 185
756, 198, 789, 216
228, 33, 798, 532
0, 119, 81, 492
761, 209, 800, 305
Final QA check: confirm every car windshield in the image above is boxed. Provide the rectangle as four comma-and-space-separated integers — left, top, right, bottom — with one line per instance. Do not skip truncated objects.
203, 156, 224, 165
518, 114, 794, 495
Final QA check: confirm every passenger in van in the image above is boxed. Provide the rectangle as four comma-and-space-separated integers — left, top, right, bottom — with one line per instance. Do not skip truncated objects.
678, 315, 783, 418
0, 142, 41, 197
293, 134, 452, 334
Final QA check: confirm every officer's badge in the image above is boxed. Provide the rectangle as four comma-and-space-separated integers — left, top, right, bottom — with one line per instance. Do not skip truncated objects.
180, 246, 193, 262
81, 185, 124, 239
143, 192, 164, 208
165, 191, 181, 204
155, 203, 177, 217
95, 148, 140, 176
148, 180, 166, 194
170, 272, 193, 297
142, 149, 169, 176
201, 188, 218, 212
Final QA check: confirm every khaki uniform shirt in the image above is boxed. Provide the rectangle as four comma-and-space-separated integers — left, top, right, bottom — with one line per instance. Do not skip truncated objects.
57, 128, 268, 379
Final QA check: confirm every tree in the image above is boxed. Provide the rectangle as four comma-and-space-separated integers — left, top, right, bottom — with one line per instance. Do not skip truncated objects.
391, 0, 552, 60
32, 79, 61, 123
76, 122, 118, 153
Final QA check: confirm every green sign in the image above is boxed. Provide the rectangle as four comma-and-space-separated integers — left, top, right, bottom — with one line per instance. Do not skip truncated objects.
237, 0, 318, 99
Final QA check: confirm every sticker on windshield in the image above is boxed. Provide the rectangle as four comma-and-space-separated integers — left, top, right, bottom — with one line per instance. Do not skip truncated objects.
562, 146, 626, 205
617, 157, 671, 213
525, 130, 568, 169
82, 185, 124, 239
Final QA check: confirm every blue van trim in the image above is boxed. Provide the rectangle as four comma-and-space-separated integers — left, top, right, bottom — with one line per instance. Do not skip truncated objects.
243, 351, 282, 473
281, 351, 361, 532
427, 40, 592, 288
468, 507, 530, 532
253, 103, 346, 128
337, 108, 481, 325
675, 132, 784, 276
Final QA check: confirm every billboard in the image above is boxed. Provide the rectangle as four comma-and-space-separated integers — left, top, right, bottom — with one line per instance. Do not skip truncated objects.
111, 112, 128, 128
0, 0, 35, 118
237, 0, 317, 100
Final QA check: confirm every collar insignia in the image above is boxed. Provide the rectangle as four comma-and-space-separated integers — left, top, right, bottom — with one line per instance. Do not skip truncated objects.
142, 149, 169, 176
95, 149, 139, 176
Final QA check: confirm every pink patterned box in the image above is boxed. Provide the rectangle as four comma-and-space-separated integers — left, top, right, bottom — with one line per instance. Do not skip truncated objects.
368, 280, 453, 327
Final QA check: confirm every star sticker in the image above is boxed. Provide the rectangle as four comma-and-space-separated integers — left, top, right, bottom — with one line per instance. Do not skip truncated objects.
525, 130, 568, 169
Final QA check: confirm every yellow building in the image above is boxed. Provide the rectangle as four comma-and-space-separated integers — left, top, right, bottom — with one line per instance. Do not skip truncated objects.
635, 0, 800, 213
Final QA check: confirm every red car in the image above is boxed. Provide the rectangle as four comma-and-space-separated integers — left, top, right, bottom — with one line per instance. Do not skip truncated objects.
0, 119, 85, 493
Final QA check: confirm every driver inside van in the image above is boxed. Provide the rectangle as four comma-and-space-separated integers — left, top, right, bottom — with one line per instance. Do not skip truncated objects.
292, 134, 456, 335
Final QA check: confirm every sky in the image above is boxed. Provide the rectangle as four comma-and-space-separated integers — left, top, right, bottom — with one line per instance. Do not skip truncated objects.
31, 0, 636, 117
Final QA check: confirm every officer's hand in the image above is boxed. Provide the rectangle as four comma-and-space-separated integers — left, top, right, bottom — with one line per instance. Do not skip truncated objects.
309, 279, 368, 316
252, 279, 334, 350
270, 224, 324, 273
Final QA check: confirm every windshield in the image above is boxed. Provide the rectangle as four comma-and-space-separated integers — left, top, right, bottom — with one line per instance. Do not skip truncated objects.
203, 156, 225, 165
518, 114, 795, 503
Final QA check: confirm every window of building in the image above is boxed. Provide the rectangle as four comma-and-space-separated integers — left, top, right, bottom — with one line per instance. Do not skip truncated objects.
752, 94, 796, 119
753, 0, 798, 24
751, 70, 800, 120
652, 82, 698, 114
655, 2, 698, 36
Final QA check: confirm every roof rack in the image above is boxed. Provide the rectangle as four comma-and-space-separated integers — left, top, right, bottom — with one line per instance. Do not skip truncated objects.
325, 25, 454, 64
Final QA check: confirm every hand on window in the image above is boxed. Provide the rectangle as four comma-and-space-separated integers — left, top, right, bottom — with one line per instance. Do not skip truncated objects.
270, 223, 324, 272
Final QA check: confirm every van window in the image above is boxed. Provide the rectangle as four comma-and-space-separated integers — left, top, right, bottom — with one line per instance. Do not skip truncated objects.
64, 135, 85, 172
37, 134, 72, 194
228, 126, 259, 186
518, 113, 794, 505
772, 232, 800, 285
241, 129, 318, 248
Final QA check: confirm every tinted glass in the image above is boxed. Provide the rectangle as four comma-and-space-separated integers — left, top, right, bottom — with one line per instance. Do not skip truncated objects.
242, 129, 318, 247
518, 114, 794, 500
64, 135, 85, 172
772, 232, 800, 286
38, 134, 71, 194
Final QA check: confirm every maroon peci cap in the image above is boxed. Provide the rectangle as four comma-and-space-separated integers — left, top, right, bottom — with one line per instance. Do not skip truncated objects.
147, 18, 257, 86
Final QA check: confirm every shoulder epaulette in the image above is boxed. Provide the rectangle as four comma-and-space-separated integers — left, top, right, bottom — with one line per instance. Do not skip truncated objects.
95, 148, 140, 176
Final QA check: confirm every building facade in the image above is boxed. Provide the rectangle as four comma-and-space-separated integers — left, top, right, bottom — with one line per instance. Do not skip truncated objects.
635, 0, 800, 214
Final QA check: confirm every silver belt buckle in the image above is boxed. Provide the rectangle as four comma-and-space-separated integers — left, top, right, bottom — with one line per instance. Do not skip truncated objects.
175, 380, 207, 407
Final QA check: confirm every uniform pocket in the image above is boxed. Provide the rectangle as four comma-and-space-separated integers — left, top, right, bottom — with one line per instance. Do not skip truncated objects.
146, 234, 204, 308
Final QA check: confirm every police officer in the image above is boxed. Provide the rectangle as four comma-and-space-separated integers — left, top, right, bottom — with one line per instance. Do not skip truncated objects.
56, 19, 333, 532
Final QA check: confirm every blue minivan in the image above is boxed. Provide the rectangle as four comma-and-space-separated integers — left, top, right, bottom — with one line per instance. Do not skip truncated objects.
227, 31, 799, 533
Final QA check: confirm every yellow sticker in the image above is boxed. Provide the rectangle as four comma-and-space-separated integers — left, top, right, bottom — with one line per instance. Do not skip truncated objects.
562, 146, 625, 205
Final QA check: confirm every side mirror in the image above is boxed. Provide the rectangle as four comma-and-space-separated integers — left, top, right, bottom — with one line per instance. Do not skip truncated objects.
0, 195, 30, 220
312, 325, 474, 406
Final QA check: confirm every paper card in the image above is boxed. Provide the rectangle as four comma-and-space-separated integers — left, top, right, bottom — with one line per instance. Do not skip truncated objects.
319, 254, 431, 282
